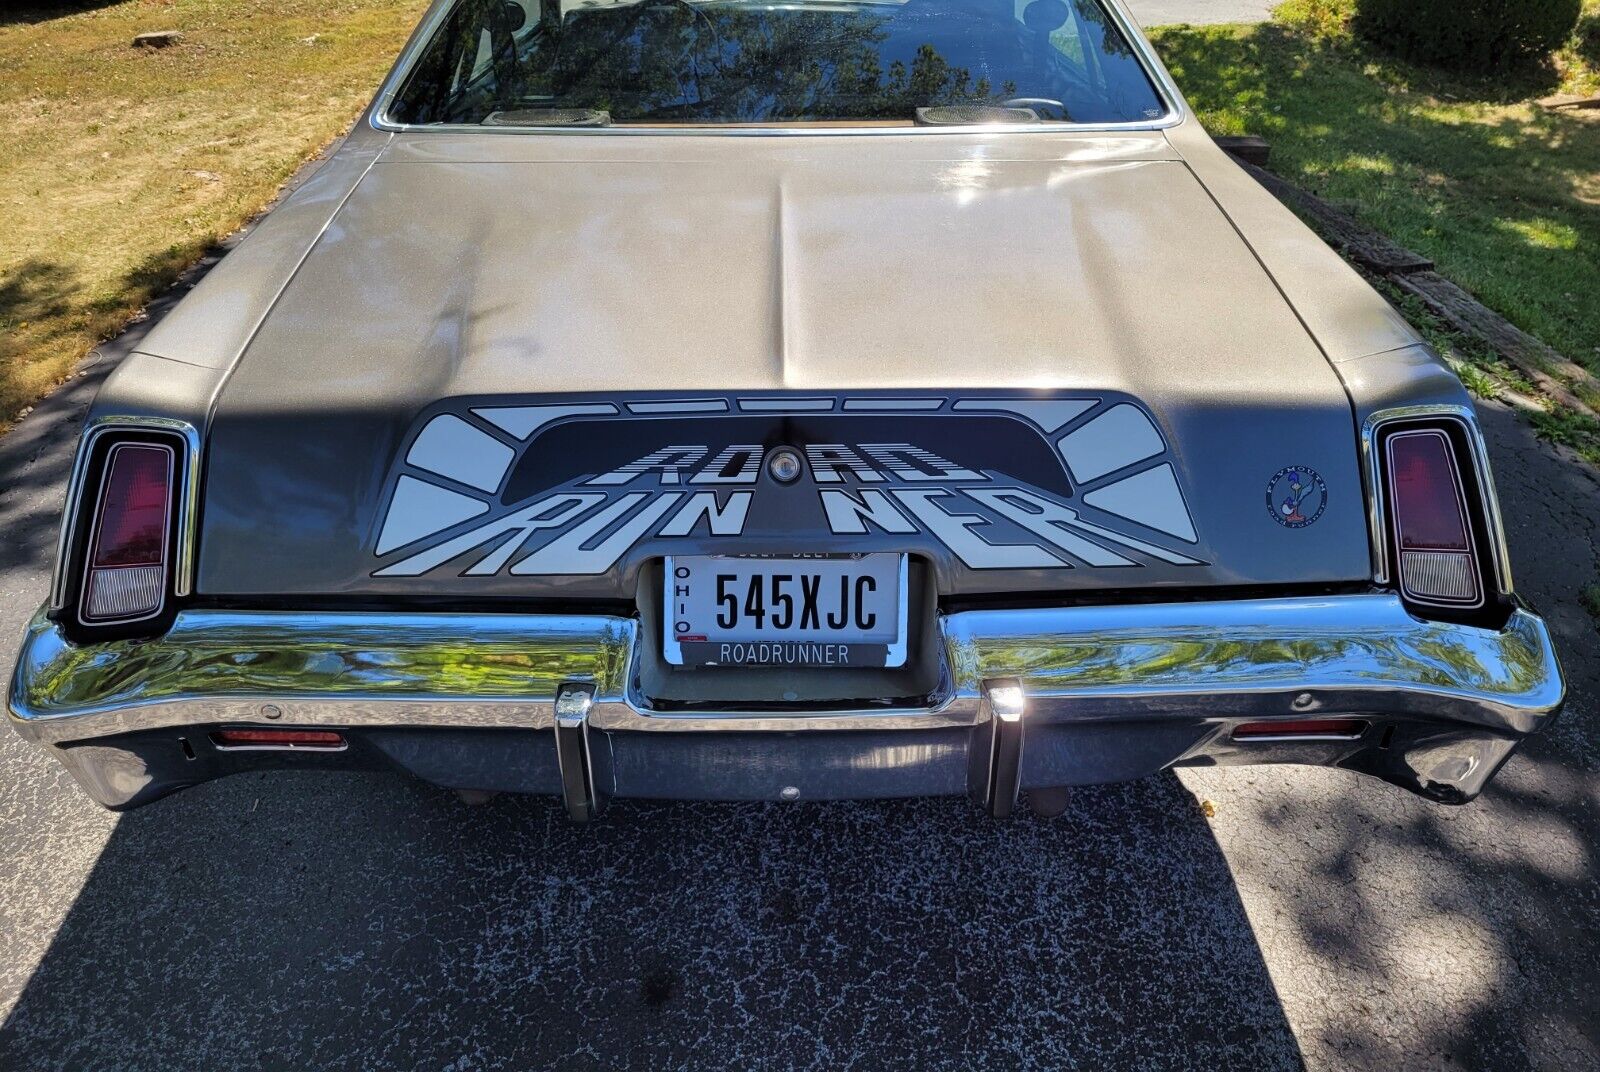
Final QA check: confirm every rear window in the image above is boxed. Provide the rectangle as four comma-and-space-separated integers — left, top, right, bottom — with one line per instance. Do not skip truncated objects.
387, 0, 1167, 128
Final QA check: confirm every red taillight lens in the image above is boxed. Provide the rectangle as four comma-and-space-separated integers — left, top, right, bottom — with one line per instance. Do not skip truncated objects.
1387, 429, 1482, 608
1234, 719, 1368, 740
82, 443, 174, 623
211, 729, 346, 750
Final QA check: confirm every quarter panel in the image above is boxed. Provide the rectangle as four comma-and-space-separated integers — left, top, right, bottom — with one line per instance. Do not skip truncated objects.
135, 134, 389, 372
1164, 119, 1423, 364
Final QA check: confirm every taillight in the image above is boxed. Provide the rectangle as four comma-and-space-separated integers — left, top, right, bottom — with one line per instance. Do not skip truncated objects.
81, 442, 174, 623
1386, 429, 1482, 609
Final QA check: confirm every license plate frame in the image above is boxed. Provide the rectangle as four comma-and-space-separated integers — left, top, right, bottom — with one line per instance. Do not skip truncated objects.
662, 553, 909, 668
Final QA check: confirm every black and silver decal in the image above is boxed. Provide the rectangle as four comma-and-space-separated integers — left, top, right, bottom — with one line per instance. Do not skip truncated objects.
372, 395, 1204, 577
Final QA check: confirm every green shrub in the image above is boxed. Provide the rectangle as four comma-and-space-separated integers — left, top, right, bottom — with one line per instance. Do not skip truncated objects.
1272, 0, 1355, 41
1575, 10, 1600, 64
1354, 0, 1582, 71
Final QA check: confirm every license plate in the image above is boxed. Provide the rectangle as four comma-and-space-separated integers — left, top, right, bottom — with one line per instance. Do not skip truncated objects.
663, 554, 908, 668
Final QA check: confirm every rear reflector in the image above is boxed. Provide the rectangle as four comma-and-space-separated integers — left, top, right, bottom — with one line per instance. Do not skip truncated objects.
84, 565, 164, 622
1398, 549, 1478, 602
82, 442, 174, 623
211, 729, 346, 750
1233, 719, 1369, 741
1387, 429, 1482, 608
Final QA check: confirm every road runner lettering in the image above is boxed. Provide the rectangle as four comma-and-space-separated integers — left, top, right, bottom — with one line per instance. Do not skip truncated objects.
375, 402, 1208, 576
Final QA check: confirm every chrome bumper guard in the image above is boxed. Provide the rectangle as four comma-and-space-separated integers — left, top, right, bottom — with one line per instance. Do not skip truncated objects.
8, 595, 1564, 813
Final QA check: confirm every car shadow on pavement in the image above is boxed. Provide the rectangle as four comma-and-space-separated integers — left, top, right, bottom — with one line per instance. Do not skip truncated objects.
0, 358, 108, 579
0, 772, 1305, 1071
1283, 745, 1600, 1070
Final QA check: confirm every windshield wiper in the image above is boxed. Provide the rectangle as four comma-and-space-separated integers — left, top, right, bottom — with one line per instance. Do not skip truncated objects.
913, 104, 1041, 126
482, 108, 611, 127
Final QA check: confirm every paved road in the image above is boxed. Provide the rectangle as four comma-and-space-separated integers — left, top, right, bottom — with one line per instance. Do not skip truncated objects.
1126, 0, 1274, 25
1, 187, 1597, 1070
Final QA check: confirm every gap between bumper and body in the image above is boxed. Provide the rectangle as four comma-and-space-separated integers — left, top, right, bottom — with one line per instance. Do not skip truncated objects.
7, 595, 1565, 814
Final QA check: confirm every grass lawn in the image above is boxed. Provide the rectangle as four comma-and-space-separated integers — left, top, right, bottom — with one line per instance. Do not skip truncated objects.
1147, 18, 1600, 384
0, 0, 428, 424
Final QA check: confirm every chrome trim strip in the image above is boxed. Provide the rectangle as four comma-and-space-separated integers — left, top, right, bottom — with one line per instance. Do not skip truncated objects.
974, 679, 1025, 818
50, 416, 202, 612
367, 0, 1185, 137
9, 594, 1562, 744
660, 553, 910, 669
554, 683, 605, 820
943, 595, 1561, 734
211, 738, 350, 753
1361, 404, 1513, 595
887, 554, 910, 668
11, 609, 632, 741
661, 555, 682, 667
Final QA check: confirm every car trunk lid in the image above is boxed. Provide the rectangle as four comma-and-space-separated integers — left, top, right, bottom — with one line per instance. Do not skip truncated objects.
197, 132, 1369, 599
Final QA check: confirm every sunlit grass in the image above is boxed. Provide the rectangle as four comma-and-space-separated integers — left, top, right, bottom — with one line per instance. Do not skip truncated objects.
1149, 21, 1600, 376
1495, 218, 1582, 251
0, 0, 429, 426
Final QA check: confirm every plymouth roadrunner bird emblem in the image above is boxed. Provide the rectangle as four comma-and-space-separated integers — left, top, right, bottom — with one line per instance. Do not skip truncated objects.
372, 395, 1206, 577
1267, 465, 1327, 529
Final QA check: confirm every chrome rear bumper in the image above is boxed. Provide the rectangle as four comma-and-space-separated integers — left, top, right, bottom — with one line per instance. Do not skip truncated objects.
7, 594, 1564, 811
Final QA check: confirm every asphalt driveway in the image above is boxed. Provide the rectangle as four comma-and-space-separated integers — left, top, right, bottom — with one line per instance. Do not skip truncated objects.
0, 178, 1597, 1070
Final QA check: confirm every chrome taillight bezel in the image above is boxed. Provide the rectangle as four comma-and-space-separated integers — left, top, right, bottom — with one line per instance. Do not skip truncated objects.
1384, 427, 1483, 610
1364, 407, 1506, 622
78, 440, 177, 625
